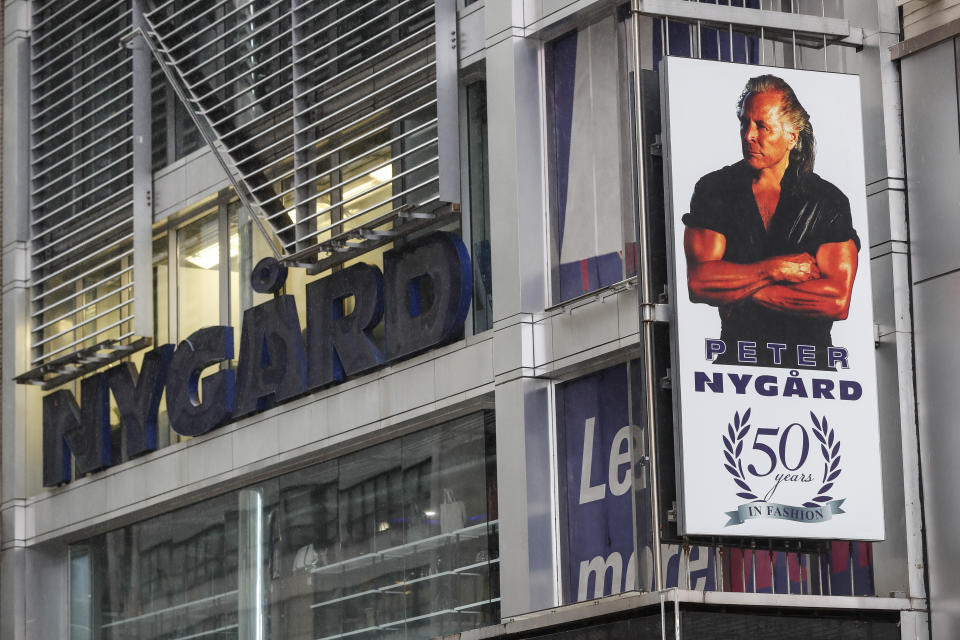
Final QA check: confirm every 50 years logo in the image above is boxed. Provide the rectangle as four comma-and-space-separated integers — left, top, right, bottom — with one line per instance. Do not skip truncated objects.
722, 409, 846, 526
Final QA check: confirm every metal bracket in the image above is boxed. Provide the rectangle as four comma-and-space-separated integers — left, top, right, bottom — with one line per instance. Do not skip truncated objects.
15, 337, 153, 390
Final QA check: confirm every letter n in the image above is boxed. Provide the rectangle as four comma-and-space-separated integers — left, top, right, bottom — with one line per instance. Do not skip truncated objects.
106, 345, 174, 460
42, 375, 112, 487
694, 371, 723, 392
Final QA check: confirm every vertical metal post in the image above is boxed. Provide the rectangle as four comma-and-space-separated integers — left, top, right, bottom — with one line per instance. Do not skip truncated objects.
848, 542, 856, 596
630, 5, 663, 591
660, 592, 667, 640
768, 547, 775, 592
434, 0, 461, 203
665, 16, 670, 55
819, 1, 828, 69
218, 196, 231, 329
824, 546, 832, 595
238, 488, 266, 640
728, 24, 733, 62
131, 0, 154, 341
786, 551, 792, 594
716, 545, 725, 592
740, 550, 746, 591
674, 588, 681, 640
291, 0, 317, 262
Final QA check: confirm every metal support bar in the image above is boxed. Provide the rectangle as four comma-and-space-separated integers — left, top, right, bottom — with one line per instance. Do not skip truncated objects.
631, 8, 664, 592
121, 27, 283, 261
238, 489, 266, 640
14, 337, 152, 390
435, 0, 460, 203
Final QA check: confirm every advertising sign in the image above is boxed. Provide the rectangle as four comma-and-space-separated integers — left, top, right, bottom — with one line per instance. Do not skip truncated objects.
559, 364, 641, 601
42, 233, 473, 487
661, 58, 883, 539
558, 363, 875, 596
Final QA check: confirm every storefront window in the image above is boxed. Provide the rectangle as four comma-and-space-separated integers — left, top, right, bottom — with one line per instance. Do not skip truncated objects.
69, 412, 499, 640
557, 361, 651, 601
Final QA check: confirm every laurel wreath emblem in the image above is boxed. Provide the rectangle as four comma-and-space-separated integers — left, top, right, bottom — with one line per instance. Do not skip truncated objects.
721, 409, 757, 501
805, 412, 842, 508
721, 409, 842, 507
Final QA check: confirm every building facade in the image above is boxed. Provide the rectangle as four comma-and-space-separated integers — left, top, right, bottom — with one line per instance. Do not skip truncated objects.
0, 0, 949, 638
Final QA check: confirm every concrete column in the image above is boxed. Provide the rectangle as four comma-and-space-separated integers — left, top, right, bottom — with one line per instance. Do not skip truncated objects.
484, 0, 558, 617
2, 2, 37, 638
842, 0, 925, 605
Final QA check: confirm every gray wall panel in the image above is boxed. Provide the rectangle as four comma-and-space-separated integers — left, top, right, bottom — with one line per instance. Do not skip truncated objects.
524, 384, 559, 612
902, 41, 960, 282
494, 378, 558, 616
914, 271, 960, 638
866, 190, 892, 253
24, 544, 69, 640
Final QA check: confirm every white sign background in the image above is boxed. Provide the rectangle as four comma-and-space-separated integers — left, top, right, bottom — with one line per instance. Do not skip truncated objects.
662, 57, 884, 540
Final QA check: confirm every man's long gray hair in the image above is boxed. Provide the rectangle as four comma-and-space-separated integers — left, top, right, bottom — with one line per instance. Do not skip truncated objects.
737, 75, 815, 175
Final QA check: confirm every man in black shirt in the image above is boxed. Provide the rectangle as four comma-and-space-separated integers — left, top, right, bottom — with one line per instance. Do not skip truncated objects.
683, 75, 859, 369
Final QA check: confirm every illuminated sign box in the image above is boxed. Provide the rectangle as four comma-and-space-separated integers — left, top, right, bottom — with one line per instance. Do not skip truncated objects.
661, 57, 884, 540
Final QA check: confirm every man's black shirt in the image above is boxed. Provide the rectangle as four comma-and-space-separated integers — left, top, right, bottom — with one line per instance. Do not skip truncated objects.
682, 160, 860, 368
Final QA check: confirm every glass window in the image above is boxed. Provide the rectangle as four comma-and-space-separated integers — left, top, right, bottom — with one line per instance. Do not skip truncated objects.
228, 209, 241, 334
466, 80, 492, 333
236, 200, 275, 315
70, 548, 93, 640
152, 65, 204, 171
545, 15, 638, 303
153, 236, 169, 345
150, 235, 173, 447
651, 3, 761, 66
339, 132, 396, 274
557, 361, 651, 602
69, 412, 499, 640
177, 212, 222, 340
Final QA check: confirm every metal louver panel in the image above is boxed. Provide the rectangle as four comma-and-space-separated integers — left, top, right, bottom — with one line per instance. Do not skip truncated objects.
28, 0, 147, 373
143, 0, 459, 272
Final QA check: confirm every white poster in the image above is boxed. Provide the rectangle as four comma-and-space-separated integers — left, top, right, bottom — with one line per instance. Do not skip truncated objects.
662, 57, 883, 540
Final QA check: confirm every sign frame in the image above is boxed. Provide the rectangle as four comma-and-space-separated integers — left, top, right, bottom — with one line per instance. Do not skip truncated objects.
661, 57, 884, 541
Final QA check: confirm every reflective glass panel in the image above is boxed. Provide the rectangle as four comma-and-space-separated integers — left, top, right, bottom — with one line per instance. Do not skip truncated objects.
70, 412, 499, 640
177, 212, 221, 340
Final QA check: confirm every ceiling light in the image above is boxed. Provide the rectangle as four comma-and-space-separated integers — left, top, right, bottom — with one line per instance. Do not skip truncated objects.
184, 234, 239, 270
